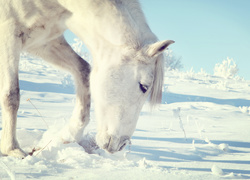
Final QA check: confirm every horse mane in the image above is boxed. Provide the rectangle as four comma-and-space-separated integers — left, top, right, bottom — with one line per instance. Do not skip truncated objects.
149, 54, 164, 107
120, 0, 165, 107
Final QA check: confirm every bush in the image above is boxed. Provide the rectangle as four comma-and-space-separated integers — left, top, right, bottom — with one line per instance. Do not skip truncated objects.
214, 57, 238, 79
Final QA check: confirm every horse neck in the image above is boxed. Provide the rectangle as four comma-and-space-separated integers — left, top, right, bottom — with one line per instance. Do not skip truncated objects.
61, 0, 157, 62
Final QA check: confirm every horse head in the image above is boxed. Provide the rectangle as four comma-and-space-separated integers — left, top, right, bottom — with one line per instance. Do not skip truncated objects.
90, 40, 174, 153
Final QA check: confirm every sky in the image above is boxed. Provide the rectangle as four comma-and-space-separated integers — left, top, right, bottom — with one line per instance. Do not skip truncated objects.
64, 0, 250, 80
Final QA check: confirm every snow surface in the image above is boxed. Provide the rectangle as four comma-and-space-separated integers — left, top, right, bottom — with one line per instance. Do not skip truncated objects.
0, 55, 250, 180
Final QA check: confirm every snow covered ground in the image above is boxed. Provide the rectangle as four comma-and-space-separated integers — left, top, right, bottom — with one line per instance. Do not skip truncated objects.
0, 55, 250, 180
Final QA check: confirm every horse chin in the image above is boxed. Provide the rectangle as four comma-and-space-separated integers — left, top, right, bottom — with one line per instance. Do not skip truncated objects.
96, 133, 131, 153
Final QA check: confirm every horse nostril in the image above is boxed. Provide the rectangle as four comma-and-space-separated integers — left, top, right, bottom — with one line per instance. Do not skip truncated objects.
118, 138, 131, 151
106, 137, 112, 150
119, 142, 127, 151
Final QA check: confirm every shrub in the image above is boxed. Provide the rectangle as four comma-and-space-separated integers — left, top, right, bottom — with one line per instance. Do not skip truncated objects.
214, 57, 239, 79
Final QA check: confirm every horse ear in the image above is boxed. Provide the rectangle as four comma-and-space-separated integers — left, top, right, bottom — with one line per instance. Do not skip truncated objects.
147, 40, 175, 57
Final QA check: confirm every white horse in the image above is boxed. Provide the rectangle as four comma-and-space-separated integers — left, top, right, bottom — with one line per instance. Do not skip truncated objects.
0, 0, 174, 158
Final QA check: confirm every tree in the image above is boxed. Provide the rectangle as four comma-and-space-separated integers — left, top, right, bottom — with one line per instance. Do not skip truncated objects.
164, 50, 183, 70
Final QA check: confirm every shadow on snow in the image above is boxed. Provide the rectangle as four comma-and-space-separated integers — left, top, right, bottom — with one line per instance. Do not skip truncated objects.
131, 136, 250, 170
163, 92, 250, 107
20, 80, 75, 94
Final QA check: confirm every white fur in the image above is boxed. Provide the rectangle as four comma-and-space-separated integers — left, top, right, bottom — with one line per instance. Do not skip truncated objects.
0, 0, 174, 157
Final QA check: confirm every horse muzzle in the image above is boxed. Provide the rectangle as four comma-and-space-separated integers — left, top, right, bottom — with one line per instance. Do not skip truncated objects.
103, 135, 131, 153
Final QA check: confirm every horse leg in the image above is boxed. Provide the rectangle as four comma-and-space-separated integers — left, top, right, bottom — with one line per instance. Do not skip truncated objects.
29, 36, 91, 143
0, 26, 26, 158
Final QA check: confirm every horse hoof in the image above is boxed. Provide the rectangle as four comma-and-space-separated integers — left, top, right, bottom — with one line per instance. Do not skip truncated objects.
6, 148, 27, 159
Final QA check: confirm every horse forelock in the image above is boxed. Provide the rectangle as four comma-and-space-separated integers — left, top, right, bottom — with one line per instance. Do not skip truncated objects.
149, 54, 164, 107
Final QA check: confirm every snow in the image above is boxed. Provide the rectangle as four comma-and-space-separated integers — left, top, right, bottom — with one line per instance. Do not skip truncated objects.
1, 55, 250, 180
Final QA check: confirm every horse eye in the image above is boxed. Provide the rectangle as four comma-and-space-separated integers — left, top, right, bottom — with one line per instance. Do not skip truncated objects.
139, 83, 148, 93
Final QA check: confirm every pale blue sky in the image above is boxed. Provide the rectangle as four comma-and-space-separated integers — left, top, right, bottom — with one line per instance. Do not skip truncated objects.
65, 0, 250, 79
